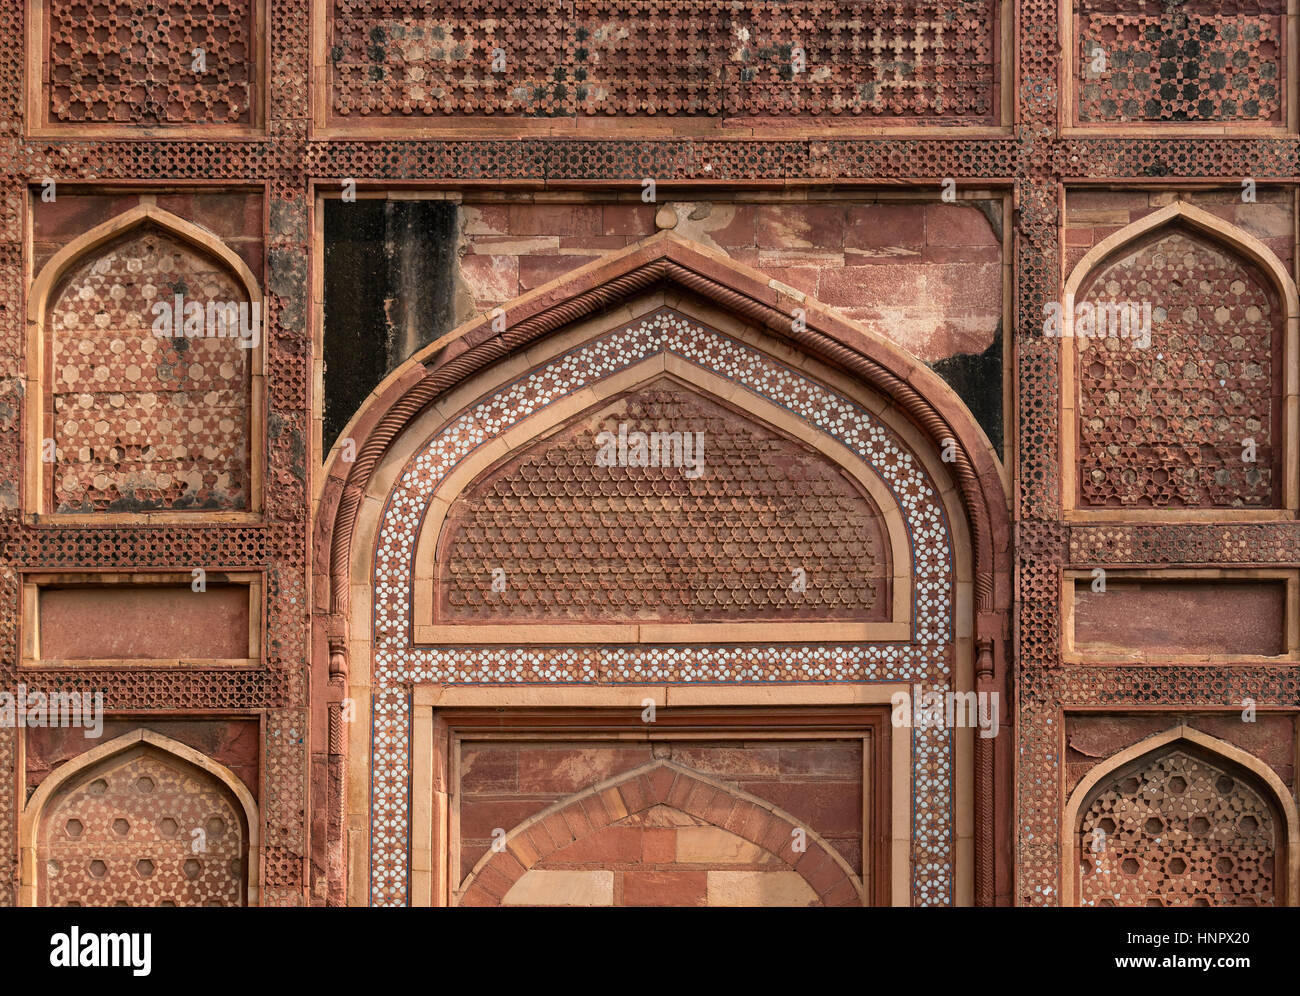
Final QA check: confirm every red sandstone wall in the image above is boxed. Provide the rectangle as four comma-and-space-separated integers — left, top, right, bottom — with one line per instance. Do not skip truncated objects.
458, 197, 1004, 363
1064, 188, 1294, 277
32, 190, 265, 278
26, 719, 261, 801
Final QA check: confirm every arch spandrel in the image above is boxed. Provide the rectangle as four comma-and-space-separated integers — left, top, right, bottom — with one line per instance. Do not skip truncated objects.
458, 760, 864, 908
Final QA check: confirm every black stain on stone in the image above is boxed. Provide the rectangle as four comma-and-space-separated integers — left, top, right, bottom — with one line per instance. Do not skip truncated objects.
269, 412, 306, 479
322, 199, 459, 450
928, 323, 1004, 458
269, 248, 307, 336
973, 198, 1003, 242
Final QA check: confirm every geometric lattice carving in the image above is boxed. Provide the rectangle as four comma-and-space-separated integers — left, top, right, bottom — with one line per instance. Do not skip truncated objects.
45, 0, 255, 125
329, 1, 997, 121
1077, 1, 1285, 124
37, 748, 247, 907
47, 225, 252, 513
1079, 750, 1277, 907
1076, 227, 1281, 508
436, 378, 891, 623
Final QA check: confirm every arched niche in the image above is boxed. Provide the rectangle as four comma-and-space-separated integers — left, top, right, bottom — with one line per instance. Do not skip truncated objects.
313, 232, 1012, 908
19, 729, 261, 907
1062, 724, 1300, 907
1061, 201, 1300, 517
26, 204, 264, 519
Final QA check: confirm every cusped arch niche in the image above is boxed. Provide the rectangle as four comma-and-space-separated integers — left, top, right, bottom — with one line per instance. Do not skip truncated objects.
1064, 726, 1299, 907
1062, 201, 1299, 516
26, 204, 264, 518
20, 729, 260, 907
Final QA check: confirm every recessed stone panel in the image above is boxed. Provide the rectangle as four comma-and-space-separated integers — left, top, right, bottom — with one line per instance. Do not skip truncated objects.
35, 582, 253, 663
1072, 576, 1287, 658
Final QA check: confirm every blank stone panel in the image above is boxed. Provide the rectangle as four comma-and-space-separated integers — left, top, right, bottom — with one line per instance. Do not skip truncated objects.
1072, 577, 1287, 657
37, 583, 251, 662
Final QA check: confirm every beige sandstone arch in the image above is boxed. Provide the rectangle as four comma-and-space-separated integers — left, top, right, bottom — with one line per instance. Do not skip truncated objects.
19, 728, 261, 906
1061, 724, 1299, 907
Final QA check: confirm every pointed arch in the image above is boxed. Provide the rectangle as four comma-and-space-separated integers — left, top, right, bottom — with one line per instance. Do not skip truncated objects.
1061, 725, 1299, 906
1063, 201, 1299, 319
24, 203, 265, 517
19, 729, 261, 906
1061, 200, 1300, 515
409, 363, 914, 643
314, 231, 1014, 908
457, 760, 863, 907
316, 231, 1008, 623
28, 205, 263, 317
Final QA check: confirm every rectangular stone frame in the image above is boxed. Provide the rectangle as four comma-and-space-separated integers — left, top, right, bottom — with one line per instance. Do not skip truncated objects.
21, 183, 269, 524
24, 0, 270, 139
19, 569, 265, 668
1057, 185, 1300, 522
1056, 0, 1300, 137
307, 0, 1016, 140
408, 685, 921, 907
336, 271, 983, 907
1060, 567, 1300, 664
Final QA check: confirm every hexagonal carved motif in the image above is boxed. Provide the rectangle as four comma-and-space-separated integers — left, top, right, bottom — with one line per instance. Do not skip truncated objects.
1079, 750, 1278, 907
37, 748, 247, 907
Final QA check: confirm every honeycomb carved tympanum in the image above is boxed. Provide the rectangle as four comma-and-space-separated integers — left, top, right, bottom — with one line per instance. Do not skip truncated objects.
1075, 226, 1282, 509
47, 224, 253, 513
1078, 749, 1278, 907
435, 378, 892, 623
1077, 0, 1286, 125
44, 0, 256, 125
37, 748, 247, 907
